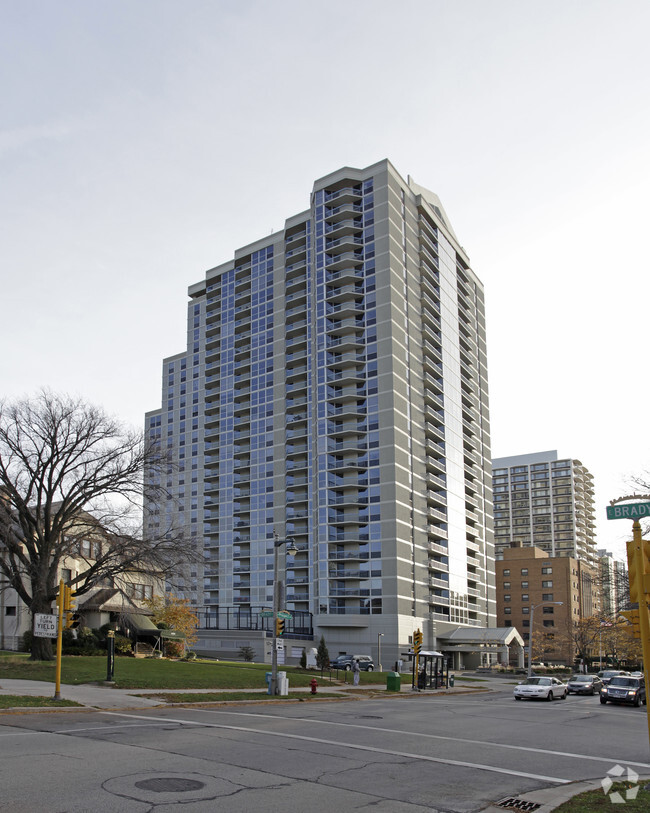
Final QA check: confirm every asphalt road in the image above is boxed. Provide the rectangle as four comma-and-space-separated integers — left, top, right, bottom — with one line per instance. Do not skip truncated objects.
2, 684, 650, 812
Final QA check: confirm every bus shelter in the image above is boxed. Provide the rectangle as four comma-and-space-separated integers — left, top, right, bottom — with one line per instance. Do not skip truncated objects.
412, 650, 448, 690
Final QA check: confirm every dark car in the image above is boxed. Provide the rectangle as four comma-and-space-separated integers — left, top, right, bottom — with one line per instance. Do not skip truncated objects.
600, 676, 646, 707
329, 655, 375, 672
598, 670, 629, 685
567, 674, 603, 695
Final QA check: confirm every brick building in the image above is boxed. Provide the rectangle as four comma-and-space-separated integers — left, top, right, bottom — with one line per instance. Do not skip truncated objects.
495, 544, 599, 666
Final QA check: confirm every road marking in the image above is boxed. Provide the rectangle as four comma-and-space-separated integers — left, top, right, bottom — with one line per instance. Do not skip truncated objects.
194, 708, 650, 769
101, 711, 571, 784
0, 722, 168, 738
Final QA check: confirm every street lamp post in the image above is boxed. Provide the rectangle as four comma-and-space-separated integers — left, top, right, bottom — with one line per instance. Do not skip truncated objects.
377, 632, 384, 673
270, 531, 298, 696
527, 601, 563, 677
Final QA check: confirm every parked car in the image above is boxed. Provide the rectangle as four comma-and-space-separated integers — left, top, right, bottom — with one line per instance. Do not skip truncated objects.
514, 676, 568, 701
600, 676, 646, 707
598, 670, 630, 685
330, 655, 375, 672
567, 674, 603, 695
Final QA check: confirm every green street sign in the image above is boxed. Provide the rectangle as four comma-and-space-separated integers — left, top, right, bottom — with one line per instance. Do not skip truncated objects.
278, 611, 292, 620
259, 610, 274, 618
606, 502, 650, 520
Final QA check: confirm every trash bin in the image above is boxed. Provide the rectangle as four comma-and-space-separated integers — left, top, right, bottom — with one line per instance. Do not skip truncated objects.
265, 672, 272, 695
449, 674, 455, 687
386, 671, 401, 692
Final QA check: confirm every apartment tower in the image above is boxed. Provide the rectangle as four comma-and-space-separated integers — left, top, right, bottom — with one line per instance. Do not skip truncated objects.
145, 160, 495, 657
492, 451, 597, 566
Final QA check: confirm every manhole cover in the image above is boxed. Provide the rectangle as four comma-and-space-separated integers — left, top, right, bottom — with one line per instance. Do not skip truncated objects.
135, 778, 206, 793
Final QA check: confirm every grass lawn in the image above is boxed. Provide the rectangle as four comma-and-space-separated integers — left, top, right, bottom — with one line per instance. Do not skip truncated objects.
141, 691, 343, 703
0, 695, 81, 709
554, 782, 650, 812
0, 651, 385, 690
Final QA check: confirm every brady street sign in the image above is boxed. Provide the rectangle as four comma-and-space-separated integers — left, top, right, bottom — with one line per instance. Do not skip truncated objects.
606, 502, 650, 520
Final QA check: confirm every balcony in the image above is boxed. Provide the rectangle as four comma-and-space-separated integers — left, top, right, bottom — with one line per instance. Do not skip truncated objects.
324, 186, 362, 203
325, 217, 363, 236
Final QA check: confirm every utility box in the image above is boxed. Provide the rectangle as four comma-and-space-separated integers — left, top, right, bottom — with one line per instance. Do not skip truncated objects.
386, 672, 401, 692
278, 671, 289, 696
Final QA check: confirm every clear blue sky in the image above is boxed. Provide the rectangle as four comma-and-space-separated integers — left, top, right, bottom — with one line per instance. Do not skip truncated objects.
2, 1, 649, 560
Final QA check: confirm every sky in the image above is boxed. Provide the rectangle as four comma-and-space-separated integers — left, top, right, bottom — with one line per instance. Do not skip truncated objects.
2, 1, 648, 561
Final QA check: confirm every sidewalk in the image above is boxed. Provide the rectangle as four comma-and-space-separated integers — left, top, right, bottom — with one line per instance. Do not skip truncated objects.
0, 675, 484, 711
0, 679, 164, 710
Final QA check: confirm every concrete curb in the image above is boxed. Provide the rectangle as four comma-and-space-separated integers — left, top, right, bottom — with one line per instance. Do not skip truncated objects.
481, 775, 650, 813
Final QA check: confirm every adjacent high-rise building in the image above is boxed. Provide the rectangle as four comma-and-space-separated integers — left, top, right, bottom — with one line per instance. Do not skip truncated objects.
145, 159, 495, 658
597, 549, 627, 617
492, 451, 597, 566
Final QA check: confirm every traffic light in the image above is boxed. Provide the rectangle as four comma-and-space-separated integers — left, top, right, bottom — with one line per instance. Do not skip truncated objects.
275, 617, 285, 637
63, 585, 81, 629
413, 629, 422, 655
644, 539, 650, 595
627, 540, 642, 604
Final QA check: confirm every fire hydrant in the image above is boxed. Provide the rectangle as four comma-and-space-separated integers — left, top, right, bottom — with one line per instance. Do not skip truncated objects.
310, 677, 318, 694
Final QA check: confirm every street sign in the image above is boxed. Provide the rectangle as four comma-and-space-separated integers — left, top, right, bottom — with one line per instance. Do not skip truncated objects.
259, 610, 274, 618
606, 503, 650, 520
278, 610, 292, 620
34, 613, 58, 638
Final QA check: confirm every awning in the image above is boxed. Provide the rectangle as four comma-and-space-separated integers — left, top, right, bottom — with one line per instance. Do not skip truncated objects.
159, 629, 186, 640
124, 614, 161, 635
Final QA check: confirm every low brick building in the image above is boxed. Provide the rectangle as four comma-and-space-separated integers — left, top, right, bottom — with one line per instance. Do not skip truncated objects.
495, 544, 599, 666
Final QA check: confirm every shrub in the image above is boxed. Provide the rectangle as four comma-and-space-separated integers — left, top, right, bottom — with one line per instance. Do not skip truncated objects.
300, 648, 307, 669
238, 645, 255, 662
164, 640, 184, 658
114, 634, 133, 655
22, 630, 33, 653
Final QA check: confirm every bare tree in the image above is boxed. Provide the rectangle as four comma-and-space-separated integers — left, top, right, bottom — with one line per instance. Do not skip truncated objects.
0, 391, 194, 660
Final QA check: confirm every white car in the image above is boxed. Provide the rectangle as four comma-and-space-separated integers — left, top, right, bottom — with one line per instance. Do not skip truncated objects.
514, 676, 568, 701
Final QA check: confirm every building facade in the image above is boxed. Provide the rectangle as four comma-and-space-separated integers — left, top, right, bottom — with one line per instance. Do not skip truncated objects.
145, 159, 495, 662
492, 451, 596, 565
598, 549, 627, 617
0, 531, 159, 651
495, 544, 599, 665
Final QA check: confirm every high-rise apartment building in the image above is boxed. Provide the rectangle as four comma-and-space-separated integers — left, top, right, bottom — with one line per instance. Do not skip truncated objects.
145, 159, 495, 658
598, 549, 627, 617
492, 451, 597, 566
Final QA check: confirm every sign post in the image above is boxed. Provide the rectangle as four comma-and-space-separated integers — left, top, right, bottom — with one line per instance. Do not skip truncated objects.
607, 498, 650, 752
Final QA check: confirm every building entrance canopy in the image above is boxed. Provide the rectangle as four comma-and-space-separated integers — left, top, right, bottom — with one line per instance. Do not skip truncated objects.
438, 627, 525, 669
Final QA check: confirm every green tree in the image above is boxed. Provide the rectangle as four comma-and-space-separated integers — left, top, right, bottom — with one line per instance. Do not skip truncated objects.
238, 645, 255, 662
316, 635, 329, 669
